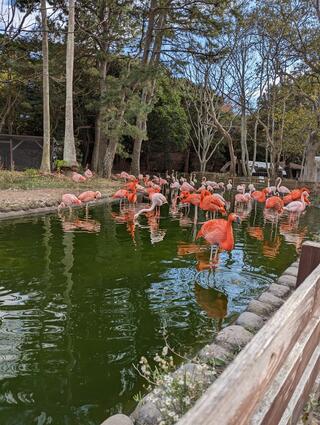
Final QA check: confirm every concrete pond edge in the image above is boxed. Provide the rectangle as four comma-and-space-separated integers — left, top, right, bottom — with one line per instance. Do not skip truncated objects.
0, 196, 113, 221
101, 260, 301, 425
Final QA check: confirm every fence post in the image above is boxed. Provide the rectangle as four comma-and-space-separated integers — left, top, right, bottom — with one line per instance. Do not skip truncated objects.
297, 241, 320, 286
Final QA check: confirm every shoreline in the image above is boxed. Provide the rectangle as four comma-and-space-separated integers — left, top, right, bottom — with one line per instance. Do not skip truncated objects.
0, 195, 113, 221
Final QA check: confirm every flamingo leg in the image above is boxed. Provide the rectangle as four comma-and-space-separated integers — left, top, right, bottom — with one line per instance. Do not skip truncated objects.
210, 245, 214, 262
194, 205, 198, 225
214, 247, 219, 261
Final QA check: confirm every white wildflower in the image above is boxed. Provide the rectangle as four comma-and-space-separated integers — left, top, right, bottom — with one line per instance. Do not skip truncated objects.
162, 346, 168, 356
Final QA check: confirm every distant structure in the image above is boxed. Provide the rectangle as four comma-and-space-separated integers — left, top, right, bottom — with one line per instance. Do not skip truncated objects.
0, 134, 44, 170
247, 161, 287, 177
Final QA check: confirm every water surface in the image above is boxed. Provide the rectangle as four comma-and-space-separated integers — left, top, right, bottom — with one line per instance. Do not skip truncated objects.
0, 201, 319, 425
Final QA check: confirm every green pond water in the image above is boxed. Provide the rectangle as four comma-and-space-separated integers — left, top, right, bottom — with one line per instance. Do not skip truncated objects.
0, 200, 319, 425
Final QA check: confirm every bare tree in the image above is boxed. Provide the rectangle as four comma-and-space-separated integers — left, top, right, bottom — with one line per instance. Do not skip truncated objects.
184, 65, 225, 173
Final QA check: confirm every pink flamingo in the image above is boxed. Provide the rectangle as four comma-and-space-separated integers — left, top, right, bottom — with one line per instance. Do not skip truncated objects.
58, 194, 82, 210
180, 181, 195, 192
84, 169, 93, 179
284, 191, 309, 215
196, 213, 240, 262
276, 177, 290, 196
112, 189, 129, 207
78, 191, 102, 202
236, 184, 245, 193
72, 172, 86, 183
235, 187, 251, 205
134, 193, 168, 219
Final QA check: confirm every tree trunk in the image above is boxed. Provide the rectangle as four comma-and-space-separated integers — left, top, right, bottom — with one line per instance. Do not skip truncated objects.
251, 117, 258, 175
63, 0, 77, 166
92, 58, 107, 173
200, 160, 207, 173
131, 114, 146, 176
184, 148, 190, 173
40, 0, 51, 173
103, 137, 118, 179
301, 132, 320, 182
240, 108, 248, 176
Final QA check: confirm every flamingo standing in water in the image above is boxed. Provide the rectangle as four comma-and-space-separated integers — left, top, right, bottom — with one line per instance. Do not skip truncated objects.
226, 179, 233, 191
276, 177, 290, 196
134, 193, 168, 219
112, 189, 129, 207
179, 192, 201, 224
196, 213, 240, 262
265, 195, 284, 213
284, 191, 309, 216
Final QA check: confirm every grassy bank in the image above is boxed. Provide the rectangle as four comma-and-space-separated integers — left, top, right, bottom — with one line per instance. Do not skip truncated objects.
0, 170, 119, 191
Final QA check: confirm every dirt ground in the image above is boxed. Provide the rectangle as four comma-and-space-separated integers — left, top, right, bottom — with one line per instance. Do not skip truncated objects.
0, 172, 121, 214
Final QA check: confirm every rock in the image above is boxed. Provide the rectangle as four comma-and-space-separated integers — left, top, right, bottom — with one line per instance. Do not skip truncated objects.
131, 398, 162, 425
278, 274, 297, 288
268, 283, 291, 298
259, 292, 284, 309
247, 299, 274, 317
197, 343, 231, 363
174, 362, 215, 385
215, 325, 253, 350
283, 266, 299, 277
236, 312, 264, 331
101, 414, 133, 425
291, 261, 300, 268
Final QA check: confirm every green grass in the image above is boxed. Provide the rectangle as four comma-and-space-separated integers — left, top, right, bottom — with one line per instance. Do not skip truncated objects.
0, 170, 119, 191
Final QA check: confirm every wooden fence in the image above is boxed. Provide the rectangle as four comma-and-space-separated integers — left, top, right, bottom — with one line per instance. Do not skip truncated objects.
177, 242, 320, 425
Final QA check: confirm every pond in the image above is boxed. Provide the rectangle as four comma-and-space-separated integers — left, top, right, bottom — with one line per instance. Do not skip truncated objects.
0, 199, 319, 425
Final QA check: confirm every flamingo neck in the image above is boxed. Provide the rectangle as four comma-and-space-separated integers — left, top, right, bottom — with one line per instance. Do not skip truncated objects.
276, 177, 282, 190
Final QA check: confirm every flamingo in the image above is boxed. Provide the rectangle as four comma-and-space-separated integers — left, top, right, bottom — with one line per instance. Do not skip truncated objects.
276, 177, 290, 196
180, 181, 195, 192
127, 190, 137, 204
78, 191, 102, 202
72, 172, 86, 183
201, 177, 219, 189
196, 213, 240, 262
284, 191, 309, 214
112, 189, 129, 207
58, 193, 82, 210
200, 193, 226, 218
236, 184, 245, 193
265, 195, 284, 213
251, 189, 267, 203
266, 179, 277, 195
134, 193, 168, 219
226, 179, 233, 191
84, 168, 93, 179
179, 192, 201, 224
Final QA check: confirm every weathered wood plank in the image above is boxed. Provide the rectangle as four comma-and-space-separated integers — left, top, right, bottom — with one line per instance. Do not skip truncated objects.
251, 316, 320, 424
297, 241, 320, 286
279, 349, 320, 425
177, 265, 320, 425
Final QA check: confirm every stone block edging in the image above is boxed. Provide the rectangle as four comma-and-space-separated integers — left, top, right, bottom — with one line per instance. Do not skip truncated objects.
102, 260, 300, 425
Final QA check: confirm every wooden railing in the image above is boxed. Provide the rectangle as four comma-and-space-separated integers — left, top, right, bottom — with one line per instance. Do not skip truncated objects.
177, 241, 320, 425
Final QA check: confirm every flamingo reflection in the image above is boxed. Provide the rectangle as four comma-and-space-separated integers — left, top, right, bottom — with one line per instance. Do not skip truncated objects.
194, 283, 228, 330
61, 218, 101, 233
